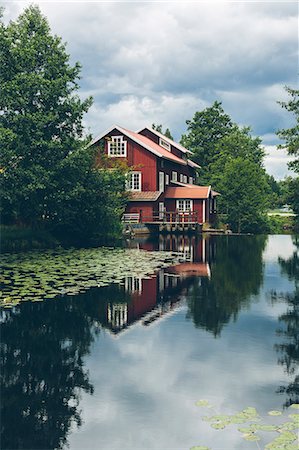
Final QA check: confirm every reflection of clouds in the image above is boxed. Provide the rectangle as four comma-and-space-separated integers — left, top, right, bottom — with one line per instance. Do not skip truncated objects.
66, 237, 297, 450
263, 235, 297, 262
68, 310, 293, 448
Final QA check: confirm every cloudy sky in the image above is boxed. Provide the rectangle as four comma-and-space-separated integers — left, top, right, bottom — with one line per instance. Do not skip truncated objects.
3, 1, 298, 179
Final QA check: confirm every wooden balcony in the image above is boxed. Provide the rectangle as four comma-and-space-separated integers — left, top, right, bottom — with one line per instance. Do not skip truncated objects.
123, 211, 202, 233
123, 211, 201, 226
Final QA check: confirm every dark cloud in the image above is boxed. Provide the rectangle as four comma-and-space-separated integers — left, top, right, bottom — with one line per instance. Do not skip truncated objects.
3, 1, 298, 178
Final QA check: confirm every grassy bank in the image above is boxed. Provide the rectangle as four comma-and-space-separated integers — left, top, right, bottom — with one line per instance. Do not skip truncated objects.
1, 225, 124, 252
1, 226, 60, 252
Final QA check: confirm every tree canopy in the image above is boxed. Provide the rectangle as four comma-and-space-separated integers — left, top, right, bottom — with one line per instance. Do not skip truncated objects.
182, 102, 270, 232
0, 6, 127, 242
180, 101, 235, 183
277, 86, 299, 174
276, 87, 299, 228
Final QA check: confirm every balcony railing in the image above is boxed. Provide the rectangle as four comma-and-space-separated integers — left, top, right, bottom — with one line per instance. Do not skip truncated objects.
123, 211, 199, 224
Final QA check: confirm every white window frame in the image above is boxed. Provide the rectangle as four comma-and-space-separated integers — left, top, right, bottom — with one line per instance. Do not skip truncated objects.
127, 171, 141, 191
171, 171, 177, 182
159, 201, 165, 220
176, 199, 193, 212
183, 175, 188, 183
180, 174, 184, 183
159, 171, 165, 192
159, 137, 171, 151
125, 276, 142, 293
189, 176, 193, 185
108, 135, 127, 157
165, 174, 169, 185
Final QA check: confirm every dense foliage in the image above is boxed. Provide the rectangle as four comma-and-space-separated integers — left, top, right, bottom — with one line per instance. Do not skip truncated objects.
181, 101, 234, 183
277, 87, 299, 174
0, 6, 126, 242
182, 103, 270, 232
277, 87, 299, 227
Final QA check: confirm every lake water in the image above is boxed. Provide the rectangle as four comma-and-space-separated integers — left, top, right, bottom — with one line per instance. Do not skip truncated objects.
1, 234, 298, 450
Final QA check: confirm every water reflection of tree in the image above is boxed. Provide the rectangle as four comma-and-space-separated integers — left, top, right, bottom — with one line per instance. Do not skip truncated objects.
0, 281, 133, 450
272, 235, 299, 408
0, 295, 101, 450
186, 235, 267, 336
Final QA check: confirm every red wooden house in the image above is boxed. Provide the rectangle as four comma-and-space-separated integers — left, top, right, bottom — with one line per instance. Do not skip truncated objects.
89, 125, 219, 225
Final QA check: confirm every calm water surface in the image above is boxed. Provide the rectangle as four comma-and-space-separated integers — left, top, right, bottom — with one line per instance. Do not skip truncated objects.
1, 235, 298, 450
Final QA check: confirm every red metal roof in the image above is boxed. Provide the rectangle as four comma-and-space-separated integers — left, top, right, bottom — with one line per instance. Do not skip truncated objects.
120, 127, 188, 166
165, 186, 211, 199
136, 127, 192, 154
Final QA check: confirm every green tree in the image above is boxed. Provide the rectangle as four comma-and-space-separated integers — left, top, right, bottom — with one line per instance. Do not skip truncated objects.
218, 158, 269, 233
277, 86, 299, 173
205, 128, 269, 232
208, 127, 266, 187
0, 6, 92, 225
180, 101, 235, 183
50, 146, 127, 241
277, 87, 299, 226
152, 123, 173, 140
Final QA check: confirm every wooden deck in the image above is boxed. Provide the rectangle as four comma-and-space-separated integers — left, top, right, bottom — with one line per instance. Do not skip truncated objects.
123, 212, 202, 234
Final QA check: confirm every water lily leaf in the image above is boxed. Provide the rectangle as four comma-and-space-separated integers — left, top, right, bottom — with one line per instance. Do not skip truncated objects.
202, 416, 215, 422
211, 422, 226, 429
238, 427, 255, 433
209, 415, 229, 421
268, 410, 282, 416
190, 447, 211, 450
0, 247, 184, 308
242, 434, 260, 442
195, 400, 210, 407
290, 403, 299, 409
288, 414, 299, 425
279, 421, 297, 431
256, 424, 278, 432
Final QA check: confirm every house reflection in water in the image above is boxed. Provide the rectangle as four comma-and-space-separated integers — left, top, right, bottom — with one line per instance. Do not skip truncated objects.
104, 235, 215, 335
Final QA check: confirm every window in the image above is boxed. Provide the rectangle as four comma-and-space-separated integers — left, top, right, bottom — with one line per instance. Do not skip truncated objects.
159, 172, 165, 192
165, 174, 169, 185
127, 172, 141, 191
171, 171, 177, 182
107, 303, 128, 328
180, 174, 184, 183
176, 199, 193, 212
125, 276, 142, 293
189, 177, 193, 185
183, 175, 188, 183
159, 137, 171, 151
108, 135, 127, 157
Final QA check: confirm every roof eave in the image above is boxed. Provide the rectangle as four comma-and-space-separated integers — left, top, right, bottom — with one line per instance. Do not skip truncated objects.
136, 126, 193, 154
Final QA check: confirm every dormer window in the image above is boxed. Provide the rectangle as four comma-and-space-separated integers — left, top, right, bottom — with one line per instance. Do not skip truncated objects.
108, 135, 127, 157
159, 137, 171, 151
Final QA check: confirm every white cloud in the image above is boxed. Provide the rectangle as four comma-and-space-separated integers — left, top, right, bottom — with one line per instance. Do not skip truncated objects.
3, 1, 298, 178
264, 144, 295, 179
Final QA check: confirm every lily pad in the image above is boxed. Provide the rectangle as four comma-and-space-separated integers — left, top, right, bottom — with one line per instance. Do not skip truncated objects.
243, 433, 260, 442
268, 410, 282, 416
0, 247, 186, 308
195, 400, 211, 407
190, 447, 211, 450
290, 404, 299, 409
